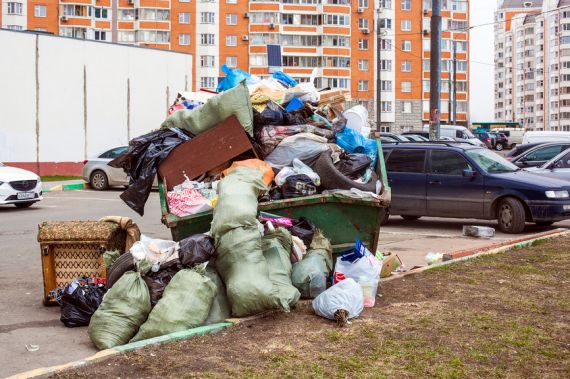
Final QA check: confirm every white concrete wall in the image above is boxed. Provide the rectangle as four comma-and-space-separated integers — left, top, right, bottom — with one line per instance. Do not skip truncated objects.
0, 29, 192, 166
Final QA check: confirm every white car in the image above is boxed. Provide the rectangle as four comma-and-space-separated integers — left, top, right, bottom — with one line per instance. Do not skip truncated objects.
0, 163, 43, 208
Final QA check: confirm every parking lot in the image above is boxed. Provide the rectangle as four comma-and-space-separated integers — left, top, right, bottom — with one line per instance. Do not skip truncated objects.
0, 188, 568, 377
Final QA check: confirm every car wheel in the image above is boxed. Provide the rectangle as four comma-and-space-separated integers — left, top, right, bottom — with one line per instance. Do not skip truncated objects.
90, 170, 109, 191
401, 215, 421, 221
14, 202, 34, 208
106, 252, 135, 290
535, 221, 554, 227
495, 143, 504, 151
380, 208, 390, 225
497, 197, 526, 234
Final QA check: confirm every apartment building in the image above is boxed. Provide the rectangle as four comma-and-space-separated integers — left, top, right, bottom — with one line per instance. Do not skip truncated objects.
495, 0, 570, 131
1, 0, 470, 132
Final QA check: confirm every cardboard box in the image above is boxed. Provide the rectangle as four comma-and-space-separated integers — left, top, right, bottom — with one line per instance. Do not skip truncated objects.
381, 254, 402, 278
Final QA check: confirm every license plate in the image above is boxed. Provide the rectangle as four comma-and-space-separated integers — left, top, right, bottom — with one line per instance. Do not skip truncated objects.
17, 192, 35, 200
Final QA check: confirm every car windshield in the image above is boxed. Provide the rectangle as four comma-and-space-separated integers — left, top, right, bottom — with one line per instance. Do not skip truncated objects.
465, 130, 476, 139
466, 149, 519, 173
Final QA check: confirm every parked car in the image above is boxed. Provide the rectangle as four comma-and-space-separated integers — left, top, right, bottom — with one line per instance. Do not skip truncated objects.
0, 162, 43, 208
403, 134, 429, 142
382, 143, 570, 233
378, 133, 410, 142
522, 131, 570, 144
402, 131, 429, 139
82, 146, 130, 190
492, 128, 525, 147
510, 142, 570, 168
525, 148, 570, 182
423, 125, 486, 147
505, 142, 546, 161
489, 132, 509, 151
473, 132, 494, 149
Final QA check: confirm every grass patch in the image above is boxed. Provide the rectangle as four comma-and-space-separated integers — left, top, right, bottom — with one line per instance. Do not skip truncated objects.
41, 175, 82, 182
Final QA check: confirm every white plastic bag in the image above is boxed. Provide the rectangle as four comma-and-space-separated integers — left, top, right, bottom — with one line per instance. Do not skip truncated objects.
130, 234, 179, 272
334, 254, 382, 307
275, 159, 321, 186
167, 188, 213, 218
312, 278, 364, 320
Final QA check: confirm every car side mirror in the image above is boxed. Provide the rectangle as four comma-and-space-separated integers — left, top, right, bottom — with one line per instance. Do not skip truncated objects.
463, 169, 477, 178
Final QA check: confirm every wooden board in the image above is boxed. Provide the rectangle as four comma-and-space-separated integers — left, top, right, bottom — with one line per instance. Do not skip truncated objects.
158, 115, 257, 190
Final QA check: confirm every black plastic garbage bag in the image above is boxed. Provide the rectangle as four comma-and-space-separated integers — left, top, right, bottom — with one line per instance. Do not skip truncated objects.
253, 101, 284, 127
143, 259, 182, 307
59, 279, 106, 328
109, 128, 192, 216
334, 153, 372, 180
290, 217, 316, 248
282, 174, 317, 199
178, 234, 216, 268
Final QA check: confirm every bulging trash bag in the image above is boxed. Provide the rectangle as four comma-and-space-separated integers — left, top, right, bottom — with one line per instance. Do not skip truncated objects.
211, 168, 285, 317
178, 234, 215, 268
281, 174, 318, 199
253, 101, 284, 127
336, 127, 378, 167
131, 268, 216, 342
292, 230, 333, 299
203, 264, 231, 325
142, 259, 182, 307
264, 133, 329, 170
59, 278, 106, 328
88, 270, 151, 349
290, 217, 317, 248
334, 153, 372, 180
262, 228, 300, 311
312, 278, 364, 326
216, 64, 251, 92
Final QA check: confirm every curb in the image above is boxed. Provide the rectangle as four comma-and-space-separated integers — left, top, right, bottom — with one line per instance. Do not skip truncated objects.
44, 183, 89, 193
7, 322, 235, 379
382, 228, 570, 283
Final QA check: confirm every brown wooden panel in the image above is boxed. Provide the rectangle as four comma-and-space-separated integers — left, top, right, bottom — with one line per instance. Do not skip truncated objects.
158, 115, 256, 190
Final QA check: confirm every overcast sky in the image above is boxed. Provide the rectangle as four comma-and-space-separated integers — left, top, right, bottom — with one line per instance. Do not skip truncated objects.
470, 0, 496, 122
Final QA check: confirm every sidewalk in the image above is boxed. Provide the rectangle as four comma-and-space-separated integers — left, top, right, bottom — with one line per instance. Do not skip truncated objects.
42, 180, 86, 192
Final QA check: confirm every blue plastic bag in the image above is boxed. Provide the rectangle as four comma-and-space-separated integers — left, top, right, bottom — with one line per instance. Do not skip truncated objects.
272, 71, 298, 88
336, 127, 378, 166
216, 64, 251, 92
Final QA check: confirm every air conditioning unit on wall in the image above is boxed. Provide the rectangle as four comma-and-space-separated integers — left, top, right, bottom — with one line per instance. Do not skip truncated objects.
242, 35, 249, 41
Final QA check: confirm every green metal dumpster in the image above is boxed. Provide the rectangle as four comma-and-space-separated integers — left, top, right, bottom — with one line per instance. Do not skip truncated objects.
158, 139, 391, 254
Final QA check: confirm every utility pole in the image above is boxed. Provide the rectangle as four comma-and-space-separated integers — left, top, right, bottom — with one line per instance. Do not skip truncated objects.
452, 39, 457, 125
448, 74, 452, 124
376, 8, 382, 132
429, 0, 442, 140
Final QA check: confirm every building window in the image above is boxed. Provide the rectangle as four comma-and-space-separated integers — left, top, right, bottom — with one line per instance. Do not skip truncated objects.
380, 18, 392, 29
381, 101, 392, 112
401, 60, 411, 72
119, 9, 136, 21
34, 5, 46, 18
201, 12, 215, 24
180, 0, 190, 2
227, 0, 238, 3
118, 31, 135, 43
358, 38, 369, 50
94, 30, 107, 41
402, 40, 411, 51
358, 80, 369, 91
200, 77, 216, 89
403, 101, 412, 113
226, 56, 238, 67
201, 33, 215, 45
325, 14, 350, 26
358, 59, 369, 71
179, 12, 190, 24
7, 2, 23, 15
250, 54, 268, 66
401, 20, 411, 31
359, 18, 369, 29
226, 35, 237, 46
226, 13, 237, 25
140, 9, 169, 21
35, 27, 47, 31
358, 0, 369, 8
179, 34, 190, 45
380, 59, 392, 71
94, 7, 109, 19
402, 82, 412, 92
401, 0, 411, 11
6, 25, 23, 30
200, 55, 215, 67
381, 80, 392, 91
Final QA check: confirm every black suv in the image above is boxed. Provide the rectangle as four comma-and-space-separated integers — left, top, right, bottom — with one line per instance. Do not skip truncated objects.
382, 143, 570, 233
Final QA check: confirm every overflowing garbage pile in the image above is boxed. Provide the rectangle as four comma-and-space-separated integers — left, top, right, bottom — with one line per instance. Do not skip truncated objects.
52, 68, 393, 349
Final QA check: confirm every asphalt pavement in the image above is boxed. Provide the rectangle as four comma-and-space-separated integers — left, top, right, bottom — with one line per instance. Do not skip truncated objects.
0, 188, 568, 377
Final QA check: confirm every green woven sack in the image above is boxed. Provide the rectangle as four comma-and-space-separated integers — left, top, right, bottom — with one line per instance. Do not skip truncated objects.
291, 230, 333, 299
262, 228, 300, 311
161, 81, 253, 136
88, 271, 151, 350
203, 265, 231, 325
131, 269, 216, 342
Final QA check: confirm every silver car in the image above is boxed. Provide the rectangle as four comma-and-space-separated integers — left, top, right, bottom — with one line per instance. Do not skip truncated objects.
82, 147, 129, 190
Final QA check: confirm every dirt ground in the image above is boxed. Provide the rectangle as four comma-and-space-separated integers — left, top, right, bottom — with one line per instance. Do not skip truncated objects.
55, 237, 570, 379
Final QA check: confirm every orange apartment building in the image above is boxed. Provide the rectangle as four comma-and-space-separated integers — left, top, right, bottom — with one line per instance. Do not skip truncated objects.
1, 0, 469, 131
